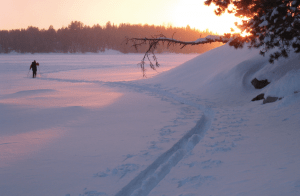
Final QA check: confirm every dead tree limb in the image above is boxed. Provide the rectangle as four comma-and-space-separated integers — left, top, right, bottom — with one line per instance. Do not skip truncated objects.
126, 34, 233, 77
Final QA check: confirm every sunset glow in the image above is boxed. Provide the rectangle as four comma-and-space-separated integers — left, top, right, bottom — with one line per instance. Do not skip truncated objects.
0, 128, 64, 167
1, 0, 241, 35
170, 0, 241, 34
0, 84, 123, 108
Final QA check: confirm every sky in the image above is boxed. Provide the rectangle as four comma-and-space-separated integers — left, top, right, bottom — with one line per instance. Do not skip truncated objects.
1, 0, 241, 34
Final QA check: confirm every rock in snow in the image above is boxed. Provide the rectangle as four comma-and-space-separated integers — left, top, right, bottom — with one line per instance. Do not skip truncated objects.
251, 93, 265, 101
263, 96, 280, 104
251, 78, 270, 89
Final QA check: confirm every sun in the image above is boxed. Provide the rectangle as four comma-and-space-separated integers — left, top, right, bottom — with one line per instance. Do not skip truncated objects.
170, 0, 242, 35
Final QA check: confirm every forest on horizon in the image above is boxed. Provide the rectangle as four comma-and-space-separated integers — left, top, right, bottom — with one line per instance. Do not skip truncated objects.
0, 21, 223, 54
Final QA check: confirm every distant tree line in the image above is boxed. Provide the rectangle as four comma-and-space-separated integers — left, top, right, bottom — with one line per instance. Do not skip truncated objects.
0, 21, 223, 54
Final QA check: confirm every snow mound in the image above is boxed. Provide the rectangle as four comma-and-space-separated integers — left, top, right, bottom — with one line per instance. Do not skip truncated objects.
99, 49, 124, 55
265, 69, 300, 98
151, 43, 300, 106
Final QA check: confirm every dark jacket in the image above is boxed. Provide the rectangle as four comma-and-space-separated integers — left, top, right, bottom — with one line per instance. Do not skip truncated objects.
30, 61, 39, 72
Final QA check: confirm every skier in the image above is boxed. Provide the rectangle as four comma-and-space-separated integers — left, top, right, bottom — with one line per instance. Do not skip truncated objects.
29, 60, 39, 78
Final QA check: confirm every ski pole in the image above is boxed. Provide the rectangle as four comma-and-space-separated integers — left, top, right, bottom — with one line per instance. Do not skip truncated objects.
27, 69, 30, 78
38, 65, 41, 77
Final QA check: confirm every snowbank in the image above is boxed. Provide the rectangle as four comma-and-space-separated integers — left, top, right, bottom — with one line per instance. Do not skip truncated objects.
150, 43, 300, 106
0, 49, 124, 55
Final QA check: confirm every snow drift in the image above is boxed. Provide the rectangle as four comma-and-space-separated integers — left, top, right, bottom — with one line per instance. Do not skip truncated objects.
150, 43, 300, 106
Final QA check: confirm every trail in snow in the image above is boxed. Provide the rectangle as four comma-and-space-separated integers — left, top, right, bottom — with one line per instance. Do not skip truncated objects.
38, 76, 215, 196
111, 83, 214, 196
115, 115, 212, 196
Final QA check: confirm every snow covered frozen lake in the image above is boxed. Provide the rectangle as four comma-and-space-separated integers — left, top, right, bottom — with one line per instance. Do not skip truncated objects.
1, 46, 300, 196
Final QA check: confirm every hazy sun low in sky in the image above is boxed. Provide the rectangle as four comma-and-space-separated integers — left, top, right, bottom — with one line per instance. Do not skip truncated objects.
1, 0, 240, 35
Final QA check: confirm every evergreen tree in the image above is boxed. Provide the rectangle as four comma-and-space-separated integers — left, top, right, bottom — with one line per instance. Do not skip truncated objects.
205, 0, 300, 62
0, 21, 221, 54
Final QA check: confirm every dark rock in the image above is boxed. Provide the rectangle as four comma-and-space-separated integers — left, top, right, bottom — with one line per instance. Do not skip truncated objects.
251, 78, 270, 89
263, 96, 279, 104
251, 93, 265, 101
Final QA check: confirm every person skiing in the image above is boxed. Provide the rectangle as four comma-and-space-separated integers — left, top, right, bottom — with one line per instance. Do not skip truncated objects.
29, 60, 39, 78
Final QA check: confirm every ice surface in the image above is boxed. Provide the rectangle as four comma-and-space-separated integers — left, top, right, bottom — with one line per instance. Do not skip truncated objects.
1, 45, 300, 196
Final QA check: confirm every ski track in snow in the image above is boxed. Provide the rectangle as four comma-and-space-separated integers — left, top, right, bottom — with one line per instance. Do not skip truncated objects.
38, 77, 215, 196
115, 115, 212, 196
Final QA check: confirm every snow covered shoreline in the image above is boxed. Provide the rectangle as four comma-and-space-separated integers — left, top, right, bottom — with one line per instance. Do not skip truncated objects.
0, 44, 300, 196
0, 49, 201, 56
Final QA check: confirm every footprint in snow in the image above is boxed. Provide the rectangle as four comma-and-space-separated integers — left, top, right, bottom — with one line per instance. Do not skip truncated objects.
122, 154, 134, 161
177, 175, 215, 188
201, 159, 223, 169
159, 128, 175, 136
79, 190, 108, 196
94, 164, 139, 179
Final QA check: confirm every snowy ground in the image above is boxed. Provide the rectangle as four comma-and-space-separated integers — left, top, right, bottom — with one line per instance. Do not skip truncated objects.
0, 46, 300, 196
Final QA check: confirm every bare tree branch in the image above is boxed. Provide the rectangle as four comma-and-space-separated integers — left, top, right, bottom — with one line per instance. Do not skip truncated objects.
126, 34, 232, 77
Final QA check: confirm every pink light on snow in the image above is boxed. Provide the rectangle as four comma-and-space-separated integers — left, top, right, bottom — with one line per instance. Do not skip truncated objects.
0, 128, 64, 167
